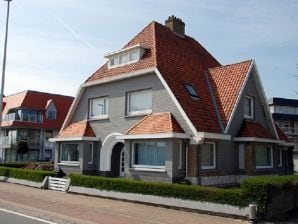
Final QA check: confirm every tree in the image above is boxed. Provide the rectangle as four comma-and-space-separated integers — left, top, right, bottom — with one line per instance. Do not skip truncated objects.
16, 140, 29, 162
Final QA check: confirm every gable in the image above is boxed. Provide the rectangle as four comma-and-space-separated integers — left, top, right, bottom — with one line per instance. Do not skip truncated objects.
227, 65, 277, 138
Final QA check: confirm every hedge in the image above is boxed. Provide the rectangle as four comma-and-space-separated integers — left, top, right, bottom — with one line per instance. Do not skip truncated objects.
70, 174, 248, 207
241, 175, 298, 214
0, 162, 26, 168
0, 166, 56, 182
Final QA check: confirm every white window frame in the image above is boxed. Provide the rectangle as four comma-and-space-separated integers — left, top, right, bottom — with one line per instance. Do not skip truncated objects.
278, 149, 282, 167
131, 142, 166, 171
201, 142, 216, 170
244, 95, 254, 119
108, 49, 141, 69
88, 142, 94, 164
59, 143, 79, 165
126, 89, 152, 116
89, 97, 109, 120
255, 145, 273, 169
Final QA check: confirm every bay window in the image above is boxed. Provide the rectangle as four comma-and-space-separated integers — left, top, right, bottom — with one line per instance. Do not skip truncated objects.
132, 142, 165, 170
201, 142, 216, 169
60, 143, 79, 163
255, 145, 273, 168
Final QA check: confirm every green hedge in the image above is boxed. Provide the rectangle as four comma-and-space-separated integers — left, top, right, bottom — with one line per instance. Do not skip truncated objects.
70, 174, 248, 207
241, 175, 298, 214
0, 166, 56, 182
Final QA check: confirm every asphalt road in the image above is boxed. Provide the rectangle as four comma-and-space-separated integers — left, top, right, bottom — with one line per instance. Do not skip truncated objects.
0, 209, 55, 224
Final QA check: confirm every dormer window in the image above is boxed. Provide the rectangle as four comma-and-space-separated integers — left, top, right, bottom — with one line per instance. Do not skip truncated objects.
184, 83, 199, 99
105, 44, 146, 69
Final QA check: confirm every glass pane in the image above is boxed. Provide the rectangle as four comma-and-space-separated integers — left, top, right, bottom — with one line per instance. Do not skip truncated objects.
129, 90, 152, 113
120, 53, 128, 64
244, 97, 252, 117
130, 50, 139, 61
61, 144, 79, 162
134, 142, 165, 166
90, 98, 107, 117
255, 145, 272, 167
184, 84, 198, 97
201, 143, 214, 167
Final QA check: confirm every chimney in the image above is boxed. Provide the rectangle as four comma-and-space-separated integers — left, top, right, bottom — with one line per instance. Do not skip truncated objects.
165, 15, 185, 37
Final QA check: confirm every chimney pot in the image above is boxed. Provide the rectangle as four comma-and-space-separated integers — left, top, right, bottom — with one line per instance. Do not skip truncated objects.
165, 15, 185, 37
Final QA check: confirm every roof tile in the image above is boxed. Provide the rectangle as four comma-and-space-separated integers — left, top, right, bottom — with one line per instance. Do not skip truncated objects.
57, 120, 96, 138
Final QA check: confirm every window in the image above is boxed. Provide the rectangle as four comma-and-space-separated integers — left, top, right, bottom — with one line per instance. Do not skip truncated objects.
201, 142, 216, 169
184, 84, 199, 98
278, 149, 282, 167
178, 141, 186, 169
238, 144, 245, 170
60, 143, 79, 163
255, 145, 273, 168
244, 95, 254, 119
88, 143, 94, 164
132, 142, 166, 170
44, 149, 52, 160
47, 110, 56, 120
127, 89, 152, 115
89, 97, 108, 119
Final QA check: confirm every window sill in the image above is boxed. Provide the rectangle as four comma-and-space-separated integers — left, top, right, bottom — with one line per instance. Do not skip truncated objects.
58, 162, 79, 167
88, 116, 109, 121
129, 167, 166, 173
201, 166, 216, 170
256, 166, 273, 169
125, 112, 152, 118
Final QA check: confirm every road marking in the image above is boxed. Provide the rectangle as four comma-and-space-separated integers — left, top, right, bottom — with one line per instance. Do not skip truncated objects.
0, 207, 57, 224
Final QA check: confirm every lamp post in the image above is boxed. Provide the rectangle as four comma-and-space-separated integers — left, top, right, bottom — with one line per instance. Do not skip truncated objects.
0, 0, 12, 162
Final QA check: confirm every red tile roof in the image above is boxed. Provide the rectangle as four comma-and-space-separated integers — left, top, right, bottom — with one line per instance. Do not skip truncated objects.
126, 112, 184, 135
57, 120, 96, 138
2, 90, 73, 130
238, 120, 276, 139
85, 21, 223, 133
208, 60, 252, 128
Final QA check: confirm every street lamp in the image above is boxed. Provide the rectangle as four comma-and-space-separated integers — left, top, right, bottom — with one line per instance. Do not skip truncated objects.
0, 0, 12, 162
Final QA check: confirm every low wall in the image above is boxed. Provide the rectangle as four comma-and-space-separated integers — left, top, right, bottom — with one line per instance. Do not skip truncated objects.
68, 186, 249, 218
0, 176, 48, 188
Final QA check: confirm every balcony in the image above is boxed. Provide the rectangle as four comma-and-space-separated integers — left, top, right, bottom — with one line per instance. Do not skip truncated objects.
281, 127, 298, 135
2, 113, 43, 123
0, 136, 40, 148
44, 140, 55, 149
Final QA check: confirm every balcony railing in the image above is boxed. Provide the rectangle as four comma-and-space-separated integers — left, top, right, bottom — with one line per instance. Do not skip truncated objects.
0, 136, 40, 148
2, 113, 43, 123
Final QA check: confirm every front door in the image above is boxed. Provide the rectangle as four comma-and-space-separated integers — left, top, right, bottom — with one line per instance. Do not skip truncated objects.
119, 148, 125, 177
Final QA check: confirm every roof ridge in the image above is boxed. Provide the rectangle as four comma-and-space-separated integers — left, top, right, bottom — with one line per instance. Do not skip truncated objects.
208, 59, 253, 71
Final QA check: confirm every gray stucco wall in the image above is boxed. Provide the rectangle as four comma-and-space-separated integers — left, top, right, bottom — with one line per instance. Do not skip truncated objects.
228, 71, 275, 137
72, 73, 193, 142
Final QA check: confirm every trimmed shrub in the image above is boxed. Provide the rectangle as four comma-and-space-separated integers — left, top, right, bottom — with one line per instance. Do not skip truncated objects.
0, 162, 26, 168
241, 175, 298, 215
70, 174, 248, 207
0, 166, 56, 182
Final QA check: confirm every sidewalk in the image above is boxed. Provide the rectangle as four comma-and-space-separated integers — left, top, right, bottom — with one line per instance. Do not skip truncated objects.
0, 182, 245, 224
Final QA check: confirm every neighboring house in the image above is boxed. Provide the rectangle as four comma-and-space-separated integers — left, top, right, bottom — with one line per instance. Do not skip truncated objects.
268, 97, 298, 171
51, 16, 294, 186
0, 90, 73, 162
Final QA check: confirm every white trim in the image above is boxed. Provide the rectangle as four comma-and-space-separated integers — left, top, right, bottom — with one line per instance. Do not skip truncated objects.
201, 142, 216, 170
60, 84, 85, 131
243, 95, 254, 119
83, 67, 156, 88
196, 132, 231, 141
50, 137, 98, 142
233, 137, 282, 144
253, 64, 279, 139
154, 68, 197, 137
57, 162, 79, 167
104, 44, 144, 58
224, 61, 254, 133
255, 145, 273, 169
117, 132, 190, 140
129, 167, 166, 172
100, 132, 124, 171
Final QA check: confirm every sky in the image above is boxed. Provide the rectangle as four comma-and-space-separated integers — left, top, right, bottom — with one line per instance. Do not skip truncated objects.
0, 0, 297, 99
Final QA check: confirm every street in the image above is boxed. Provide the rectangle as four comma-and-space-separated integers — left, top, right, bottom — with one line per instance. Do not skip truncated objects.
0, 182, 245, 224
